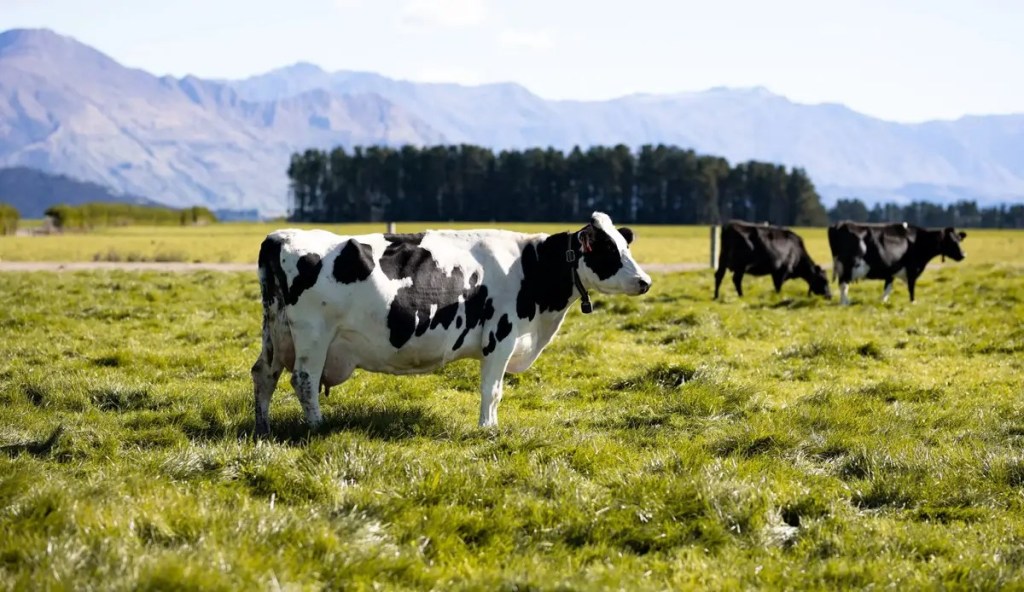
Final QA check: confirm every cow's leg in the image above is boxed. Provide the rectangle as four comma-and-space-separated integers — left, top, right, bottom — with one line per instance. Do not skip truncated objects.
479, 344, 515, 428
771, 270, 786, 294
732, 271, 745, 297
839, 283, 850, 305
290, 327, 330, 430
882, 278, 894, 303
251, 356, 283, 437
252, 313, 283, 437
714, 265, 727, 299
907, 274, 917, 303
837, 262, 852, 305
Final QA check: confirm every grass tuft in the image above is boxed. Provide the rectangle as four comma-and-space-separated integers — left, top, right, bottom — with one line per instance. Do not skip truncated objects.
610, 362, 695, 391
90, 386, 158, 412
1, 425, 64, 458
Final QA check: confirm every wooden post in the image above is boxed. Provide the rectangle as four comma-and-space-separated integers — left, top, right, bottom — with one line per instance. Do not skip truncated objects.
709, 225, 719, 269
386, 222, 396, 234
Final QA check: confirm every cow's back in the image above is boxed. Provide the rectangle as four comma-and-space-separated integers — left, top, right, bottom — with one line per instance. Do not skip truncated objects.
720, 220, 803, 273
258, 227, 530, 378
828, 221, 868, 256
719, 221, 757, 267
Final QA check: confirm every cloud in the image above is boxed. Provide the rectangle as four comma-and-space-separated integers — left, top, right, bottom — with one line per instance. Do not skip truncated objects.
333, 0, 362, 7
401, 0, 486, 28
498, 29, 555, 52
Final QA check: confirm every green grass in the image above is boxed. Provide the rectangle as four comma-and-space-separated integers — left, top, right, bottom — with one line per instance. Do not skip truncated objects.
3, 223, 1020, 267
0, 221, 714, 265
2, 260, 1023, 589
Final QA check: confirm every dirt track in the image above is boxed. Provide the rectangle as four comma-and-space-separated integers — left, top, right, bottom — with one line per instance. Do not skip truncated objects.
0, 261, 707, 273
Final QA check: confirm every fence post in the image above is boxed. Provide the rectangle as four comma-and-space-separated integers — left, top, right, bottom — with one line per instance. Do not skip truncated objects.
709, 225, 719, 269
386, 222, 396, 234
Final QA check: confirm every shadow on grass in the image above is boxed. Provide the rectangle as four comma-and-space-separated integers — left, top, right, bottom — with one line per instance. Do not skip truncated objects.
23, 384, 46, 406
1, 425, 64, 458
272, 400, 450, 444
185, 398, 451, 444
747, 297, 824, 310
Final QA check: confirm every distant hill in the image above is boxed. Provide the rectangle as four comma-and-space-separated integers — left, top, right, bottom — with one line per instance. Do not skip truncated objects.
0, 29, 442, 215
0, 166, 150, 217
1, 27, 1022, 215
229, 65, 1024, 207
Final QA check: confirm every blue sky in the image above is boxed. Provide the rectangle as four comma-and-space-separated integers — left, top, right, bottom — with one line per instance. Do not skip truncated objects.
2, 0, 1021, 122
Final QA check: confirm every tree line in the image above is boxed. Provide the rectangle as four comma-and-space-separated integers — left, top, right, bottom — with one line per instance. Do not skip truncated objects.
44, 203, 217, 230
287, 144, 830, 226
828, 198, 1024, 229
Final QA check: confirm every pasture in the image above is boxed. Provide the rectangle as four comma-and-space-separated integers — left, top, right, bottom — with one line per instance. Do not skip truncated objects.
2, 222, 1021, 267
1, 225, 1023, 589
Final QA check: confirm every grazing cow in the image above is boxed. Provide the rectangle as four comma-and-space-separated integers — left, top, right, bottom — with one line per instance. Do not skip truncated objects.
251, 212, 652, 435
827, 221, 967, 305
713, 220, 831, 300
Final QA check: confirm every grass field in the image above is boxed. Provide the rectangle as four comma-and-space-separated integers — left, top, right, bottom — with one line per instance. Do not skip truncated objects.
2, 228, 1024, 589
3, 222, 1022, 267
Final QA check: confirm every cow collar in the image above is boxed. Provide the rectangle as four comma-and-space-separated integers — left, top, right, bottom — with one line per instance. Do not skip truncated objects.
566, 230, 593, 314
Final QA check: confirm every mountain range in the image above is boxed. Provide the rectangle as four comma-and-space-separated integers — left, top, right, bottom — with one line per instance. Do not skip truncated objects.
1, 28, 1021, 215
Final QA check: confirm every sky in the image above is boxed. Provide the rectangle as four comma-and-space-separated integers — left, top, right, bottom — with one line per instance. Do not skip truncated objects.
2, 0, 1022, 122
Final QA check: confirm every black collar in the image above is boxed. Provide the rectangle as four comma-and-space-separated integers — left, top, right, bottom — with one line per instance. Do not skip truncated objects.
566, 231, 593, 314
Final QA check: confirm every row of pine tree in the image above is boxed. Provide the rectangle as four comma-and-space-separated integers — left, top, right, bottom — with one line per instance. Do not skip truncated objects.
286, 144, 828, 226
287, 144, 1023, 228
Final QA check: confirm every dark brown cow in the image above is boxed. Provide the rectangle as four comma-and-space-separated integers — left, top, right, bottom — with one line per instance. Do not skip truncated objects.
714, 220, 831, 300
827, 221, 967, 304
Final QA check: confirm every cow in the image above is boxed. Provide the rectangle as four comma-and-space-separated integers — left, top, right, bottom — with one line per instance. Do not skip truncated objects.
827, 221, 967, 305
250, 212, 652, 435
713, 220, 831, 300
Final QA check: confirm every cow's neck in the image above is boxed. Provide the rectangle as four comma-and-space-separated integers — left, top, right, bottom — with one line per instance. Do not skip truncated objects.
909, 229, 943, 265
794, 252, 818, 283
519, 231, 586, 318
541, 231, 588, 308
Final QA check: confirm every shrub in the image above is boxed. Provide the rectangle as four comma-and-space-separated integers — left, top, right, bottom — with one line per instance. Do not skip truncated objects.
0, 202, 19, 235
43, 202, 217, 230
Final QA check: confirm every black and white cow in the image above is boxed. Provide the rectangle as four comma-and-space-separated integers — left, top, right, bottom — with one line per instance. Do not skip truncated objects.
251, 212, 651, 435
713, 220, 831, 300
828, 221, 967, 305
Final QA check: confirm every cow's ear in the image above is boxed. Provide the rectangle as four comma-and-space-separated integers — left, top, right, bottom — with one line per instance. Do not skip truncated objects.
579, 224, 595, 253
958, 231, 967, 240
619, 227, 635, 245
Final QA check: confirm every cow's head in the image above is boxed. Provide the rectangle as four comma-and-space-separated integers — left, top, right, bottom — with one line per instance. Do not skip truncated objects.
806, 264, 832, 299
575, 212, 652, 296
940, 227, 967, 262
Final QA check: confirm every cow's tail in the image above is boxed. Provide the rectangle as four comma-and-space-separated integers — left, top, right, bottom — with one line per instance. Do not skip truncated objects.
256, 235, 289, 365
717, 223, 737, 269
258, 236, 288, 307
826, 224, 840, 282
